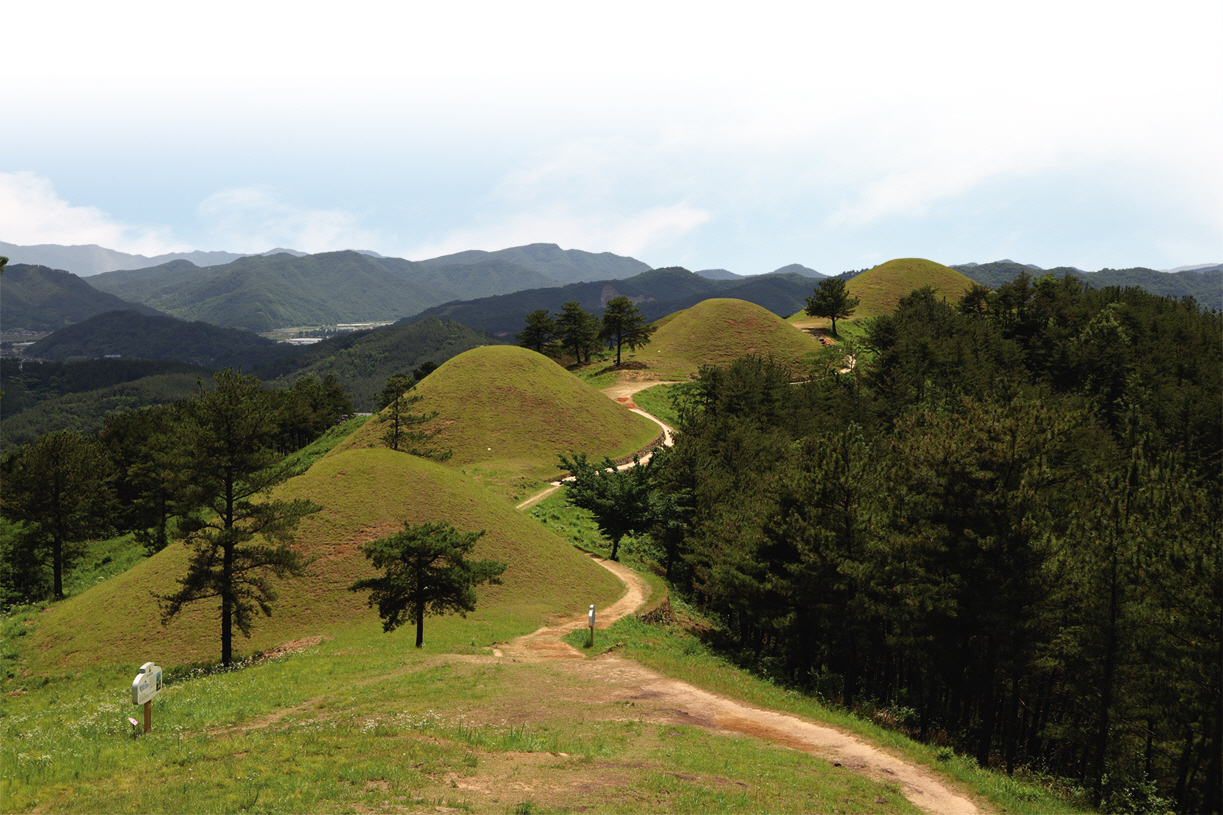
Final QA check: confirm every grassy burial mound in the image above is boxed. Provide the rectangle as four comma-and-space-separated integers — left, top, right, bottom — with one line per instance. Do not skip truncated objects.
644, 298, 823, 379
18, 447, 623, 675
790, 258, 976, 332
341, 345, 659, 495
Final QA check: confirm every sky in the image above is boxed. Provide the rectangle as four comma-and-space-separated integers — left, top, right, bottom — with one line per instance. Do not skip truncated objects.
3, 0, 1221, 275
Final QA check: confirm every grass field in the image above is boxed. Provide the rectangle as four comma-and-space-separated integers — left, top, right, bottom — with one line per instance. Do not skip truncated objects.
340, 346, 659, 499
637, 299, 823, 381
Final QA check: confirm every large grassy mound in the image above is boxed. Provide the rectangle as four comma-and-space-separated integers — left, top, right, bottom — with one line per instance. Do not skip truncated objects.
643, 298, 822, 379
340, 345, 659, 493
790, 259, 974, 332
20, 447, 623, 674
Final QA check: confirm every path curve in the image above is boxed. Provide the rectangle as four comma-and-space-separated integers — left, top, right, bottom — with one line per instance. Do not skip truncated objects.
499, 557, 983, 815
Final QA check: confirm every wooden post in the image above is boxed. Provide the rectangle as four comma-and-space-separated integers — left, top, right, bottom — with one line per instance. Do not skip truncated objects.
143, 701, 151, 733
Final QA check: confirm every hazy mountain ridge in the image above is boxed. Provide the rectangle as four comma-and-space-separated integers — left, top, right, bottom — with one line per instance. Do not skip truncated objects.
953, 260, 1222, 309
410, 266, 825, 335
416, 242, 650, 284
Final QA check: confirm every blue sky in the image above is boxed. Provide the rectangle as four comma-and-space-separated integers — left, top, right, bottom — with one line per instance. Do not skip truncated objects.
3, 1, 1220, 274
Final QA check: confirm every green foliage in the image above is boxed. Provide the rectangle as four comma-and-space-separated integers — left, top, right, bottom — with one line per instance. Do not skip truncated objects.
157, 369, 321, 666
557, 452, 657, 561
0, 430, 114, 600
649, 279, 1221, 812
554, 301, 601, 364
599, 296, 657, 366
805, 277, 860, 335
349, 520, 506, 647
376, 375, 450, 460
515, 309, 558, 354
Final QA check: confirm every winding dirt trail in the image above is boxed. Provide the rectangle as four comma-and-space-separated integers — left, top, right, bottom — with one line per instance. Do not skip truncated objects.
507, 382, 985, 815
499, 556, 983, 815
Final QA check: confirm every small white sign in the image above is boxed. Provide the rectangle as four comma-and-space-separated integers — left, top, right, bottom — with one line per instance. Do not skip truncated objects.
588, 605, 596, 628
131, 662, 163, 706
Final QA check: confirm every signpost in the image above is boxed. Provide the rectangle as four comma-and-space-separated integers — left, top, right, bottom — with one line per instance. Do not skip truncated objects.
588, 604, 596, 648
130, 662, 162, 734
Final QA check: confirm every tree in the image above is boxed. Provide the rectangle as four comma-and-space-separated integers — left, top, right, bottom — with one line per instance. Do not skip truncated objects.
805, 278, 861, 336
554, 301, 601, 364
349, 521, 507, 648
600, 296, 657, 366
558, 452, 656, 561
377, 375, 450, 460
158, 369, 321, 666
0, 430, 114, 599
516, 309, 558, 355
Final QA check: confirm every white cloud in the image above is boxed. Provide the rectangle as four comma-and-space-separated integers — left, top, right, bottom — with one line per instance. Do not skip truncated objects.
408, 203, 711, 262
0, 171, 185, 254
197, 187, 384, 254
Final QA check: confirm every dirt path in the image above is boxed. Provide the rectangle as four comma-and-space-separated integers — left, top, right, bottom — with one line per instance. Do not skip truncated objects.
497, 557, 983, 815
514, 382, 678, 511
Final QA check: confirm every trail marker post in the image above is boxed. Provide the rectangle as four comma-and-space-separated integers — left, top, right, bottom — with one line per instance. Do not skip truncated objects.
131, 662, 162, 734
588, 605, 595, 648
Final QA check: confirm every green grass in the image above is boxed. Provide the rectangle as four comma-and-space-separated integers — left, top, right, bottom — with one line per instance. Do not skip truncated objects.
564, 610, 1090, 815
645, 298, 823, 380
1, 623, 927, 814
339, 346, 659, 494
630, 382, 692, 430
15, 447, 624, 676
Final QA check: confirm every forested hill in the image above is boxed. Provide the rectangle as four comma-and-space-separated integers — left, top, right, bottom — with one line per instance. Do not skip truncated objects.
416, 242, 650, 284
0, 264, 165, 332
87, 251, 456, 332
410, 267, 822, 335
25, 311, 297, 369
954, 261, 1222, 309
255, 316, 507, 411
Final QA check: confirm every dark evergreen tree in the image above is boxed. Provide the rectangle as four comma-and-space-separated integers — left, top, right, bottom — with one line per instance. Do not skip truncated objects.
157, 369, 320, 667
515, 309, 558, 355
554, 301, 601, 364
599, 296, 656, 366
349, 521, 506, 648
0, 430, 114, 600
805, 278, 861, 335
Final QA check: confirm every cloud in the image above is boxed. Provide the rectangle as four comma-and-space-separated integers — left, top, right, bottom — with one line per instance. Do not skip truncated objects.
197, 187, 384, 254
408, 203, 711, 262
0, 171, 185, 254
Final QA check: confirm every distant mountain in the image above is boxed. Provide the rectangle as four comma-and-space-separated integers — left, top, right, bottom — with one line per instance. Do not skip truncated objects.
86, 250, 591, 331
1, 264, 166, 332
417, 243, 650, 284
695, 268, 744, 280
0, 241, 251, 276
26, 311, 298, 369
89, 251, 456, 332
1163, 263, 1221, 274
952, 261, 1222, 310
410, 266, 824, 336
768, 263, 825, 278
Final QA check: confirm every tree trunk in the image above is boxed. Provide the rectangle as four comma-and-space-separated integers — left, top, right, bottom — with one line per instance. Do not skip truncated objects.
415, 598, 425, 648
52, 535, 64, 599
221, 542, 234, 666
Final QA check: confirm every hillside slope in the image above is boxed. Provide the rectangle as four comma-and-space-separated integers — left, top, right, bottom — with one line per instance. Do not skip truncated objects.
90, 251, 454, 331
645, 298, 823, 379
340, 345, 659, 492
27, 310, 296, 368
22, 446, 623, 673
0, 264, 165, 332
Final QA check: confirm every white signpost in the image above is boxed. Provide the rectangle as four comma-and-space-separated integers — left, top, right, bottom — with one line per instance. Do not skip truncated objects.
588, 604, 596, 648
130, 662, 162, 733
